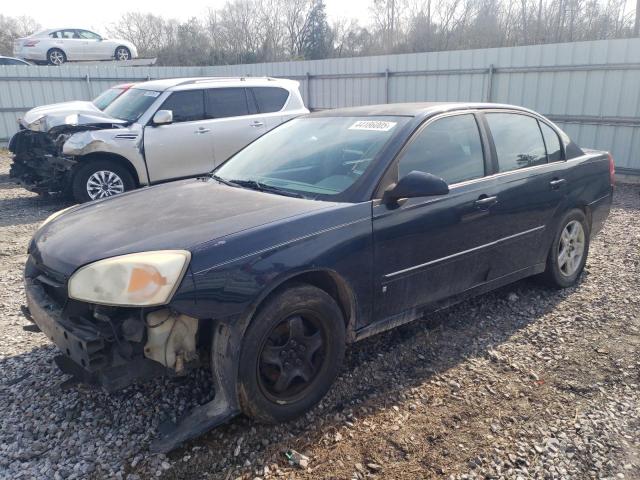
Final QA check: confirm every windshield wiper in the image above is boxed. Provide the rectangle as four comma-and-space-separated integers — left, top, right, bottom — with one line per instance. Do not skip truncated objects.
229, 179, 305, 198
210, 174, 239, 187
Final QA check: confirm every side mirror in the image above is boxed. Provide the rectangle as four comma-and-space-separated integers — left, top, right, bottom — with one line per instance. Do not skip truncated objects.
382, 171, 449, 204
153, 110, 173, 125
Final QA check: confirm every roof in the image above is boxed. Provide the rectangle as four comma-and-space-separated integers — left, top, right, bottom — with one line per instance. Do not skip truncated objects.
309, 102, 536, 117
134, 76, 300, 92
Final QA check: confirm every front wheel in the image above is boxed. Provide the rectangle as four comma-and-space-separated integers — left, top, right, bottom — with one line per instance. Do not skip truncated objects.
238, 284, 346, 423
541, 209, 590, 288
71, 160, 135, 203
115, 46, 131, 61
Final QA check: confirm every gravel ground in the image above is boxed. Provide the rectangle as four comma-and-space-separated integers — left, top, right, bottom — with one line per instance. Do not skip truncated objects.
0, 152, 638, 480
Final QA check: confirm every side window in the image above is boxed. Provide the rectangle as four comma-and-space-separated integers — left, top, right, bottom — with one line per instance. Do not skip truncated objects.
160, 90, 205, 123
205, 88, 249, 119
61, 30, 78, 39
252, 87, 289, 113
539, 121, 563, 162
398, 114, 485, 184
78, 30, 100, 40
486, 113, 547, 172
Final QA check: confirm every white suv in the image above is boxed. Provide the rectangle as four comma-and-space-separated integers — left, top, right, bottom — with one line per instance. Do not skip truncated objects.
9, 77, 309, 202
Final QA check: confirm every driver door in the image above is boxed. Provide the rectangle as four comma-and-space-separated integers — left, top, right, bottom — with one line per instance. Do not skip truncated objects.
371, 112, 503, 322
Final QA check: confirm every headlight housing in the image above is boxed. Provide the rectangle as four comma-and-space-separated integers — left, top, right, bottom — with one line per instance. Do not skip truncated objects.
68, 250, 191, 307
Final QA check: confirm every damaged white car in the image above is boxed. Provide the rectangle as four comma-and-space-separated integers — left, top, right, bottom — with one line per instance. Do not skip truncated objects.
9, 77, 308, 202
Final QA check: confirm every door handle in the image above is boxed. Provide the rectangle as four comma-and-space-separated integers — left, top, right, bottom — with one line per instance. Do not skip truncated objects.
549, 178, 566, 189
474, 195, 498, 209
194, 128, 211, 134
250, 121, 264, 127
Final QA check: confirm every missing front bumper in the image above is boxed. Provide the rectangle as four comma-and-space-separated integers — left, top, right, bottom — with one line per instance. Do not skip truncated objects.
24, 278, 167, 391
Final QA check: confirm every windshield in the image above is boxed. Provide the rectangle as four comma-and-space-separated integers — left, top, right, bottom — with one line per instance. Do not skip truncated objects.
214, 116, 407, 199
92, 87, 124, 110
103, 88, 161, 122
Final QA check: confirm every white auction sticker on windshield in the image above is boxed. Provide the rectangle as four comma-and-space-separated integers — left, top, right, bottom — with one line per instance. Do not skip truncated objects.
348, 120, 397, 132
143, 91, 160, 97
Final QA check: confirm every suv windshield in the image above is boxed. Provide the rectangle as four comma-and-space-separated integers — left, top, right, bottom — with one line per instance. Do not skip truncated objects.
214, 116, 407, 199
103, 88, 161, 122
92, 87, 123, 110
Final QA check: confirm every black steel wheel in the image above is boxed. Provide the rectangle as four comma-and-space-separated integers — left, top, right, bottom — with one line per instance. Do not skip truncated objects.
238, 284, 345, 423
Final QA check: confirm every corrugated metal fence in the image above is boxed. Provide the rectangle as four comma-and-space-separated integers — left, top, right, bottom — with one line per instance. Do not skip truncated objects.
1, 37, 639, 173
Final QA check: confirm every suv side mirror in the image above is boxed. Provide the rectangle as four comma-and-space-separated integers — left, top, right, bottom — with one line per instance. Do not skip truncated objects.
153, 110, 173, 125
382, 171, 449, 204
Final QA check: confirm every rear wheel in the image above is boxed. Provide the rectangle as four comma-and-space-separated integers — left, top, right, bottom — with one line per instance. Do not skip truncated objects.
115, 46, 131, 61
47, 48, 66, 65
541, 209, 590, 288
238, 284, 345, 423
72, 160, 135, 203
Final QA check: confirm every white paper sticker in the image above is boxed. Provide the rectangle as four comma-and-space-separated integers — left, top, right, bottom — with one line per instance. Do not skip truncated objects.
143, 91, 161, 97
348, 120, 397, 132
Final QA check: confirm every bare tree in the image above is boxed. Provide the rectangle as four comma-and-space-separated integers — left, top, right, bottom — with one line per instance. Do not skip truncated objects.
0, 15, 40, 56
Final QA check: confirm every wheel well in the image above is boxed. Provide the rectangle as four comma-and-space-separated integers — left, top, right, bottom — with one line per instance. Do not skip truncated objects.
75, 153, 140, 186
254, 271, 356, 339
115, 46, 130, 54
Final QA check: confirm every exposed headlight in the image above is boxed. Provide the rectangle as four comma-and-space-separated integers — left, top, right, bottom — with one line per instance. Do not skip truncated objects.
40, 206, 75, 229
68, 250, 191, 307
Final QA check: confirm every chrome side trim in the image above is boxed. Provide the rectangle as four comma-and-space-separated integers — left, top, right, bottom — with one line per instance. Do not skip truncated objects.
196, 217, 371, 274
384, 225, 545, 279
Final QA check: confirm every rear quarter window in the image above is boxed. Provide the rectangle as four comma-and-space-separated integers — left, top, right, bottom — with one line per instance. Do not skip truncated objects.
539, 122, 563, 162
252, 87, 290, 113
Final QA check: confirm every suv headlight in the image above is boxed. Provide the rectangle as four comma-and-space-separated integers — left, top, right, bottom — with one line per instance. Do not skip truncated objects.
68, 250, 191, 306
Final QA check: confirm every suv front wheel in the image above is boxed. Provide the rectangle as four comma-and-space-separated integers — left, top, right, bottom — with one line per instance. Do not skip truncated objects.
72, 160, 135, 203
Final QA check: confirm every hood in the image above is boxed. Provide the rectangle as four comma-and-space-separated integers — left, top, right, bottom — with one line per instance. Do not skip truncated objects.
23, 110, 128, 133
31, 179, 336, 276
21, 101, 102, 129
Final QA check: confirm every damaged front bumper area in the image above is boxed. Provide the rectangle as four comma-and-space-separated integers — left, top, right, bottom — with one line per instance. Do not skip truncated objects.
23, 255, 241, 452
23, 255, 199, 391
9, 129, 76, 195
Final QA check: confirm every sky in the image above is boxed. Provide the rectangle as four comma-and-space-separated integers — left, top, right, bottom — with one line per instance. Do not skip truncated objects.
4, 0, 372, 34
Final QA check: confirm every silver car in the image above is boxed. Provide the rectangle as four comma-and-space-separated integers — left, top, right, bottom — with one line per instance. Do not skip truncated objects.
9, 77, 309, 202
13, 28, 138, 65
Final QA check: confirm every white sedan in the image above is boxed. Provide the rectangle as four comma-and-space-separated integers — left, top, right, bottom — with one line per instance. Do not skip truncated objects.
14, 28, 138, 65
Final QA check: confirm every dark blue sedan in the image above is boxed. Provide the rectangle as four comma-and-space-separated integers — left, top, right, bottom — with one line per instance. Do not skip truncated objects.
23, 102, 614, 451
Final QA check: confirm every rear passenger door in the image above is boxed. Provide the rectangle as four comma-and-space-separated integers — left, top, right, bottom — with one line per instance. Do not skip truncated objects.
144, 89, 216, 182
482, 111, 567, 277
205, 88, 266, 165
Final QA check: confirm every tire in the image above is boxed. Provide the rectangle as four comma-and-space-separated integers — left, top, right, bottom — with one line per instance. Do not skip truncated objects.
47, 48, 66, 65
238, 284, 346, 423
541, 209, 590, 288
115, 46, 131, 61
71, 160, 135, 203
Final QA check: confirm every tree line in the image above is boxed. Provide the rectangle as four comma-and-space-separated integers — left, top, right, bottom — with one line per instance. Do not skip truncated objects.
1, 0, 638, 65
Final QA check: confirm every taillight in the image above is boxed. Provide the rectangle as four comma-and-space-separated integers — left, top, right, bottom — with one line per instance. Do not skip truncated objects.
608, 153, 615, 187
24, 40, 40, 47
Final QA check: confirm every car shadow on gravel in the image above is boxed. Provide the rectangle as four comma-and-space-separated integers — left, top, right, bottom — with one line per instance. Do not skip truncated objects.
0, 195, 72, 228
